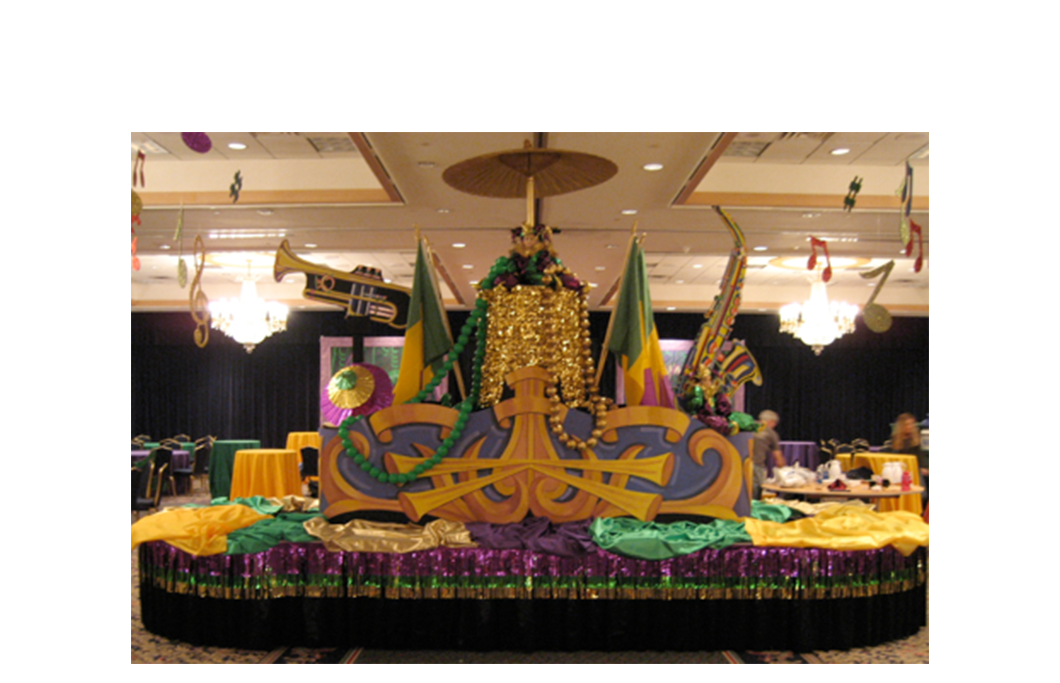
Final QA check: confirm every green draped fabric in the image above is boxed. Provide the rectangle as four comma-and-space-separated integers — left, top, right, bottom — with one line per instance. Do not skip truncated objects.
225, 512, 324, 555
590, 517, 752, 560
210, 496, 288, 515
589, 503, 795, 560
749, 500, 796, 523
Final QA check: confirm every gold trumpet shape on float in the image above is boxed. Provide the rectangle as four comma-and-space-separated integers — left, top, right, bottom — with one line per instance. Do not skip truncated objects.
391, 368, 667, 523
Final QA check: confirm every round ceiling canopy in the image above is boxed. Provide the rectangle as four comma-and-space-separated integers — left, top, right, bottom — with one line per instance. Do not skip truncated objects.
442, 147, 618, 199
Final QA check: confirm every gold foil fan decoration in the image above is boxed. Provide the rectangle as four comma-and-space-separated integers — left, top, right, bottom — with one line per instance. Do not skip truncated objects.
328, 366, 376, 409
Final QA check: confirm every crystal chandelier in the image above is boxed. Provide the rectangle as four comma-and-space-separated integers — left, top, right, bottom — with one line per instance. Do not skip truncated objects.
209, 263, 288, 353
779, 273, 858, 355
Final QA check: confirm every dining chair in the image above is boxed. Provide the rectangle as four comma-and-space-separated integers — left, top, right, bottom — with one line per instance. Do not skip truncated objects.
132, 466, 162, 520
172, 433, 191, 442
147, 448, 176, 499
300, 447, 320, 497
174, 442, 211, 493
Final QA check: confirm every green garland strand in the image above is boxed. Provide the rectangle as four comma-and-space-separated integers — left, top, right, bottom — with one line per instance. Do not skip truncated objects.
338, 293, 492, 486
338, 251, 572, 485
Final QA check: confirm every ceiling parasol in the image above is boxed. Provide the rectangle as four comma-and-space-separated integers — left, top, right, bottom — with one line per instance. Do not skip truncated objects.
321, 363, 394, 426
442, 140, 618, 225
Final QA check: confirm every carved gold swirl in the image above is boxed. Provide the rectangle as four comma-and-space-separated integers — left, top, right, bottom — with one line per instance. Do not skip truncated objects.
658, 428, 746, 520
325, 366, 747, 524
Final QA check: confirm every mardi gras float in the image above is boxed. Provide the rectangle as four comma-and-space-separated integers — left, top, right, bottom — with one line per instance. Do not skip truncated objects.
135, 144, 928, 652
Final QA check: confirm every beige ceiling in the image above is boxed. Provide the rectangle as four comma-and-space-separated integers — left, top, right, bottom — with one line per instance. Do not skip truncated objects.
130, 132, 928, 317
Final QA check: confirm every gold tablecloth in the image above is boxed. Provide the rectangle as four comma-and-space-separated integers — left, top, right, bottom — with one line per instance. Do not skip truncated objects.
847, 453, 922, 515
230, 449, 303, 500
286, 432, 323, 458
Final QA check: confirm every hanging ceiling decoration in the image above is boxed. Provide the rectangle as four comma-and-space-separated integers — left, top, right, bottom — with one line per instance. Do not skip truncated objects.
779, 271, 858, 355
208, 261, 288, 353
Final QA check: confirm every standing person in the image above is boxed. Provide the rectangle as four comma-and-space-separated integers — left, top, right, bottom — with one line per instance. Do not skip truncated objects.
752, 410, 785, 500
890, 412, 927, 502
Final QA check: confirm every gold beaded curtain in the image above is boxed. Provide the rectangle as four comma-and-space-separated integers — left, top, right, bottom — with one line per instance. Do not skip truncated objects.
478, 285, 592, 408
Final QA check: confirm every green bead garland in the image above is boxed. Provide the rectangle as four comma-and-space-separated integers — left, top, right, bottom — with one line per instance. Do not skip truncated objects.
339, 297, 489, 485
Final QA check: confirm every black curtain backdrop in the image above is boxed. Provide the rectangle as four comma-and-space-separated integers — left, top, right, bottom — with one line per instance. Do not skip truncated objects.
132, 310, 927, 449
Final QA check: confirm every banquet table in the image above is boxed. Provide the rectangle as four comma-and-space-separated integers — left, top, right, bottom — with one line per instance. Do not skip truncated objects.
208, 440, 262, 499
762, 481, 924, 509
228, 448, 302, 500
132, 450, 190, 469
142, 441, 195, 453
285, 432, 323, 463
847, 453, 923, 515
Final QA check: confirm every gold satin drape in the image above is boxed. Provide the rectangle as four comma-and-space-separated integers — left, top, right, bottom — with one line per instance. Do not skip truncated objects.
131, 505, 272, 556
743, 504, 929, 557
303, 517, 477, 553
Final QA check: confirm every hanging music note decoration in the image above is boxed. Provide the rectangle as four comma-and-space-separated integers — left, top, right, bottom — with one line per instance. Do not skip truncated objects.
907, 220, 924, 273
808, 236, 833, 282
174, 205, 188, 287
859, 260, 895, 333
897, 162, 913, 248
844, 176, 862, 212
190, 235, 211, 347
132, 149, 146, 187
131, 228, 140, 271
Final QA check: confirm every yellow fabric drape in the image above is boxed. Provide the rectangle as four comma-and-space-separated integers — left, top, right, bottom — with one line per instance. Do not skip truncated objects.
303, 517, 477, 554
743, 504, 929, 557
131, 505, 272, 556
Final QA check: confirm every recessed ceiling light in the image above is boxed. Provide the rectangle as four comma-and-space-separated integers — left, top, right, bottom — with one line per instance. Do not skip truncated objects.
228, 142, 247, 150
830, 148, 850, 156
594, 266, 606, 271
666, 306, 676, 311
753, 246, 768, 251
437, 208, 450, 214
692, 263, 703, 269
621, 209, 638, 215
159, 244, 170, 250
462, 264, 474, 269
452, 242, 466, 248
606, 244, 618, 249
643, 163, 664, 171
305, 243, 317, 248
802, 212, 821, 219
257, 209, 273, 216
675, 279, 685, 284
417, 161, 437, 168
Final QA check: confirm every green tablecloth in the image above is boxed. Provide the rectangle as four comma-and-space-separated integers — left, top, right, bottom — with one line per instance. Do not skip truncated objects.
143, 441, 196, 452
208, 440, 262, 499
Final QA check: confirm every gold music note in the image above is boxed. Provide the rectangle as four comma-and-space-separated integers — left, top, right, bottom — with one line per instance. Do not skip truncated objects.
190, 235, 211, 347
859, 260, 894, 333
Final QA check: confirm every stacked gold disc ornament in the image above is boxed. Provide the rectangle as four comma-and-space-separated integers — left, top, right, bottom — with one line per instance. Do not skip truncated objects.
478, 284, 586, 407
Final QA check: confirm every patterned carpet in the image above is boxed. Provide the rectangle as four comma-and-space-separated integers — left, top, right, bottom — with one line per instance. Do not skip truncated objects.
131, 490, 928, 664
